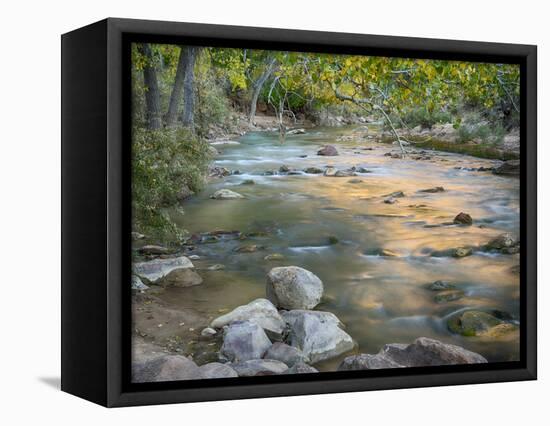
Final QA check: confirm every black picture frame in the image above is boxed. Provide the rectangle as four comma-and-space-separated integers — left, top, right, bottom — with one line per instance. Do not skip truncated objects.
61, 17, 537, 407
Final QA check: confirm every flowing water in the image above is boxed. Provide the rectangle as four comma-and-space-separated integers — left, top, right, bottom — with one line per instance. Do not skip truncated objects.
162, 126, 520, 370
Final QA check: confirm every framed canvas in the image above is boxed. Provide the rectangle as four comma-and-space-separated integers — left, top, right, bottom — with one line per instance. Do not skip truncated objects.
61, 18, 537, 407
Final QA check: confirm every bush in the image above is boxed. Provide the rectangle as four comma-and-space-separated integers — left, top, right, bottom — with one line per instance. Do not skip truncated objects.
400, 107, 454, 129
457, 114, 506, 145
132, 127, 211, 242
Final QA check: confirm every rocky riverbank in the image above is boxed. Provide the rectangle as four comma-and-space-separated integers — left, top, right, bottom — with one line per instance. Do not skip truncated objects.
131, 250, 518, 381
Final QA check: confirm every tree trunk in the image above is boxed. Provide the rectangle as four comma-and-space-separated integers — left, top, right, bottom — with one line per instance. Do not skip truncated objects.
137, 43, 162, 130
182, 47, 198, 129
249, 58, 277, 125
165, 47, 187, 127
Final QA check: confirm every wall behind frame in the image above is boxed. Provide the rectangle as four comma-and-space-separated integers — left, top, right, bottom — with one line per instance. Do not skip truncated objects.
1, 0, 546, 425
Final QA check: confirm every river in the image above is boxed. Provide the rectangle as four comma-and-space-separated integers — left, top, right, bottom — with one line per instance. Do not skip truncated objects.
161, 125, 520, 370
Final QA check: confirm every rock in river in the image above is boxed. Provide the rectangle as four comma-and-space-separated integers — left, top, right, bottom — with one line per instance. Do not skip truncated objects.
264, 253, 285, 261
317, 145, 339, 156
453, 247, 473, 258
132, 355, 203, 382
493, 159, 520, 176
287, 128, 306, 135
285, 309, 354, 363
210, 298, 286, 336
338, 337, 487, 370
428, 280, 456, 291
161, 268, 203, 287
263, 342, 310, 366
303, 167, 324, 174
220, 320, 272, 362
447, 310, 512, 337
234, 244, 263, 253
453, 212, 473, 225
324, 167, 339, 177
138, 244, 171, 255
430, 247, 473, 258
266, 266, 324, 310
419, 186, 445, 193
385, 190, 405, 198
485, 233, 519, 251
210, 189, 245, 200
434, 290, 464, 303
133, 256, 195, 284
230, 359, 289, 376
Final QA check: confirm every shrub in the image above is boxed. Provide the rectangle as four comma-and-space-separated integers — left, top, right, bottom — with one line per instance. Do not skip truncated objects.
457, 116, 506, 145
132, 127, 211, 242
399, 107, 454, 129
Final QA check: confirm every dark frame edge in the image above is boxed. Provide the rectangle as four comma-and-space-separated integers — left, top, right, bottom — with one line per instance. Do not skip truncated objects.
61, 18, 110, 406
523, 45, 537, 380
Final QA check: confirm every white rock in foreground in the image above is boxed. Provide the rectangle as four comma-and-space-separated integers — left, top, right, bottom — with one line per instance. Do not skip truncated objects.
220, 321, 272, 362
133, 256, 194, 284
286, 310, 354, 363
211, 298, 285, 335
266, 266, 324, 310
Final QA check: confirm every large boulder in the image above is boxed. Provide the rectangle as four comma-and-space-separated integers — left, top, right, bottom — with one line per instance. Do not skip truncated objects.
264, 342, 310, 366
133, 256, 195, 284
199, 362, 238, 379
210, 298, 285, 336
285, 310, 354, 363
210, 189, 245, 200
266, 266, 324, 310
132, 355, 202, 382
161, 268, 203, 287
493, 160, 520, 176
220, 321, 272, 362
338, 337, 487, 371
381, 337, 488, 366
317, 145, 339, 156
447, 310, 507, 337
230, 359, 289, 376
